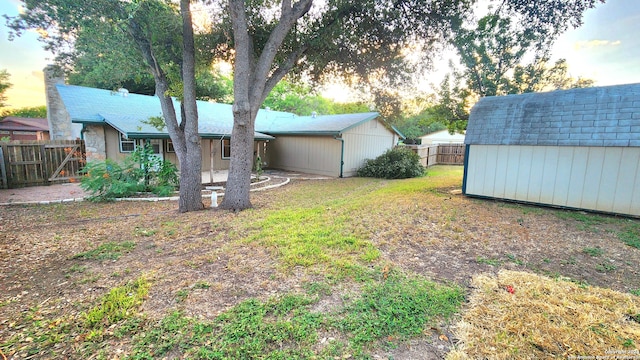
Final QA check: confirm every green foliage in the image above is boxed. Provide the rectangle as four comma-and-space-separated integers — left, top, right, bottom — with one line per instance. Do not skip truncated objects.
0, 69, 11, 109
595, 262, 617, 273
80, 159, 146, 201
476, 256, 502, 267
84, 277, 149, 328
126, 268, 463, 359
251, 205, 380, 276
1, 105, 47, 118
73, 241, 136, 260
128, 296, 321, 359
357, 147, 425, 179
80, 142, 178, 200
335, 269, 464, 352
395, 105, 448, 139
140, 116, 166, 131
263, 78, 369, 116
254, 155, 264, 178
618, 227, 640, 249
582, 247, 604, 257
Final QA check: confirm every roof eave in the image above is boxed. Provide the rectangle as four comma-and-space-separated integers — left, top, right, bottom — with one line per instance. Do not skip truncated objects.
261, 131, 340, 136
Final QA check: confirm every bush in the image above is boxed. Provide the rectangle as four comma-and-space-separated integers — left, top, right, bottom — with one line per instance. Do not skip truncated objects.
357, 146, 425, 179
80, 142, 179, 201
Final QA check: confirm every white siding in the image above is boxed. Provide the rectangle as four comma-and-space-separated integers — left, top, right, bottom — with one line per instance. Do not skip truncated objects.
465, 145, 640, 216
342, 120, 397, 177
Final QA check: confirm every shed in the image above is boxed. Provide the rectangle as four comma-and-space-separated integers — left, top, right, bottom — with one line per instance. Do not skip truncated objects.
256, 113, 403, 177
463, 83, 640, 217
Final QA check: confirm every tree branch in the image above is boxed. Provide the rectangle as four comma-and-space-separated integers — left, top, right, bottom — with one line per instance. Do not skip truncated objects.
262, 44, 310, 104
251, 0, 313, 100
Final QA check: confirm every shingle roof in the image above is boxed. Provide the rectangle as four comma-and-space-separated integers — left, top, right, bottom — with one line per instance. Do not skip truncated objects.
56, 84, 390, 139
56, 84, 276, 140
465, 83, 640, 147
0, 117, 49, 131
255, 112, 380, 135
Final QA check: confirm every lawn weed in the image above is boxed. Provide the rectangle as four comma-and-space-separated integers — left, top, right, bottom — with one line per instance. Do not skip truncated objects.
73, 241, 136, 260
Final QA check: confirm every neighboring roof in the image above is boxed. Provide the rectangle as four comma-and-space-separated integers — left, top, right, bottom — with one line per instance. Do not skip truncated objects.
56, 84, 276, 140
255, 112, 381, 136
420, 129, 465, 142
0, 117, 49, 132
465, 83, 640, 147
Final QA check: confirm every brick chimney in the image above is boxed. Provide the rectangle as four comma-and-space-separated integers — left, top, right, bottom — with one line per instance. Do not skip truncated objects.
44, 65, 74, 140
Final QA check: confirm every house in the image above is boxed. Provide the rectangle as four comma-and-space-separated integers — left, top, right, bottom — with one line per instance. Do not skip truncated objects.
0, 117, 50, 140
463, 83, 640, 217
45, 68, 402, 178
419, 129, 465, 145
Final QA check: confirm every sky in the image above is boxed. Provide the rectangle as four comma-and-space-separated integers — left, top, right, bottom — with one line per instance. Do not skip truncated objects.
1, 0, 639, 109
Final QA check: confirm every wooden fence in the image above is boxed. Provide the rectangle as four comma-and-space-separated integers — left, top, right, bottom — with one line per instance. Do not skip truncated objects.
0, 140, 86, 189
406, 144, 466, 167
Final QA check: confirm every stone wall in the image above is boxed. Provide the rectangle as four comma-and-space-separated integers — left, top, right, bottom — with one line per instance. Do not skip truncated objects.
83, 125, 107, 161
44, 66, 75, 140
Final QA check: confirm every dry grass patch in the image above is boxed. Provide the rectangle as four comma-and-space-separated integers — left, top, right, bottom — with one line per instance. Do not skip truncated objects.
449, 270, 640, 359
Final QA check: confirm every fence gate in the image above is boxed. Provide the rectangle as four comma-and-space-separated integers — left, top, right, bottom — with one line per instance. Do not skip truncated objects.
0, 140, 86, 189
436, 144, 466, 165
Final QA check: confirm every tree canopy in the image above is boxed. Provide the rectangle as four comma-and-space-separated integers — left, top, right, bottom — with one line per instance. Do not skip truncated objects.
1, 105, 47, 118
0, 69, 11, 109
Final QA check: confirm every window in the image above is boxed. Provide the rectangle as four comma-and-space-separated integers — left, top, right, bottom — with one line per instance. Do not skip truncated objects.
149, 139, 161, 154
222, 139, 231, 159
120, 133, 135, 153
166, 139, 175, 153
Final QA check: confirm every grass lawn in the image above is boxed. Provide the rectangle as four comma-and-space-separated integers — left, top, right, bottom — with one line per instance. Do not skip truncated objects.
1, 165, 639, 359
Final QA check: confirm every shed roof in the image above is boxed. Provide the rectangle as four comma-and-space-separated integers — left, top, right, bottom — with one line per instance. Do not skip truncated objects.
0, 117, 49, 132
465, 83, 640, 147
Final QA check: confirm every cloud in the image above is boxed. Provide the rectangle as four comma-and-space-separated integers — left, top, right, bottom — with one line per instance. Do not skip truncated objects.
574, 40, 622, 50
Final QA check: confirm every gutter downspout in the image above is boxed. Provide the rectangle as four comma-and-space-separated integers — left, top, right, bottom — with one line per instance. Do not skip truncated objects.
334, 135, 344, 178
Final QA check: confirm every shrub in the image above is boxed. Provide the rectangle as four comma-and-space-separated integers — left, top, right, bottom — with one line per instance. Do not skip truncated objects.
80, 142, 179, 200
357, 146, 425, 179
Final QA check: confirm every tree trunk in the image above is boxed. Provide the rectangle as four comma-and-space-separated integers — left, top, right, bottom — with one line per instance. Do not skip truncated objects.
177, 0, 204, 212
128, 1, 204, 212
221, 109, 255, 210
221, 0, 313, 211
221, 0, 255, 211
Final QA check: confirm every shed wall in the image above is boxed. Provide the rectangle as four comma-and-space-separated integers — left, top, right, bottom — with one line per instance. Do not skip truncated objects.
266, 136, 341, 176
464, 145, 640, 216
342, 120, 397, 177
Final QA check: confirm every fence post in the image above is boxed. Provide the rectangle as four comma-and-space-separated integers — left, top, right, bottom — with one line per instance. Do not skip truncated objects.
0, 146, 7, 189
